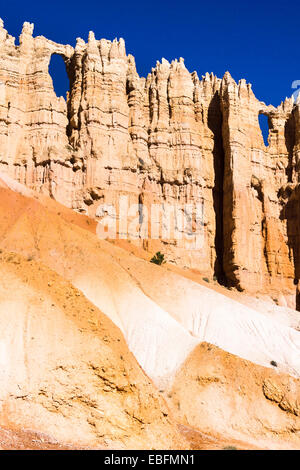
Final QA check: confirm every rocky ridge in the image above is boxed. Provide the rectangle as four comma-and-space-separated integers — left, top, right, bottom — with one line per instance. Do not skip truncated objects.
1, 19, 300, 305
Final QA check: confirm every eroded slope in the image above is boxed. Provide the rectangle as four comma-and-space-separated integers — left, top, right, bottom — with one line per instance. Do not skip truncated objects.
0, 251, 185, 449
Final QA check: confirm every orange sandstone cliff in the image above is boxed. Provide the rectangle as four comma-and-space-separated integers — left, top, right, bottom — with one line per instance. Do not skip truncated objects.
0, 20, 300, 306
0, 20, 300, 449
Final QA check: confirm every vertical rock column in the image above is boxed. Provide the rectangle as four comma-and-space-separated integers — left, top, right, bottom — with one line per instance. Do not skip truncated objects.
67, 33, 139, 215
221, 72, 294, 299
0, 19, 74, 204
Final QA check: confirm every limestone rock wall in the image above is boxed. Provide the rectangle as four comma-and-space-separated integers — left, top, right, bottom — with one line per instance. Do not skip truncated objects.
1, 19, 300, 305
220, 72, 296, 299
0, 20, 74, 204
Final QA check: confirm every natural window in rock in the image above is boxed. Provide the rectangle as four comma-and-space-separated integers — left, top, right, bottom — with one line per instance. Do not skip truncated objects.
258, 114, 269, 146
49, 54, 69, 99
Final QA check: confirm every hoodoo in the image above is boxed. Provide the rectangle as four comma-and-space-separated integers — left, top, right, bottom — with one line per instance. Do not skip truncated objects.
0, 18, 299, 451
1, 20, 300, 306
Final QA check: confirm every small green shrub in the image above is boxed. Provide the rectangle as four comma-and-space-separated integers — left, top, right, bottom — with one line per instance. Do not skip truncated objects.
150, 251, 166, 266
202, 277, 210, 283
223, 446, 237, 450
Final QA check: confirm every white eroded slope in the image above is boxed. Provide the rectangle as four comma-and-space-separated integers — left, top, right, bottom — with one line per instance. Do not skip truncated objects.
113, 249, 300, 381
73, 239, 300, 385
1, 173, 299, 387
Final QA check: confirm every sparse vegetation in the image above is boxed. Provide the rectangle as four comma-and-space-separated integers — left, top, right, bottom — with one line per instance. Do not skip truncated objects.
223, 446, 237, 450
202, 277, 210, 283
270, 360, 278, 367
150, 251, 166, 266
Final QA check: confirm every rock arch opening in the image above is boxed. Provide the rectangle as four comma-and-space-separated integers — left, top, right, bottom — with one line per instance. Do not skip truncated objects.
258, 113, 270, 146
49, 53, 70, 100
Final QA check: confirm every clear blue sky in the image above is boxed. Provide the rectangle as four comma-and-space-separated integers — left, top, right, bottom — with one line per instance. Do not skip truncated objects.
1, 0, 299, 106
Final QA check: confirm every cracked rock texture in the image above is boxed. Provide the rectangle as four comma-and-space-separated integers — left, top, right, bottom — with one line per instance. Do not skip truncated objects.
1, 19, 300, 305
166, 343, 300, 450
0, 251, 185, 449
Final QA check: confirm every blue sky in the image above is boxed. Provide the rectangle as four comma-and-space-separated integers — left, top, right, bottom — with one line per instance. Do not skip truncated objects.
1, 0, 299, 107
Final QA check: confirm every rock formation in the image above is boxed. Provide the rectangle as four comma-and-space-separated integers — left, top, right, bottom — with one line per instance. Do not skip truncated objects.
1, 19, 300, 306
166, 342, 300, 450
0, 251, 185, 450
0, 175, 299, 449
